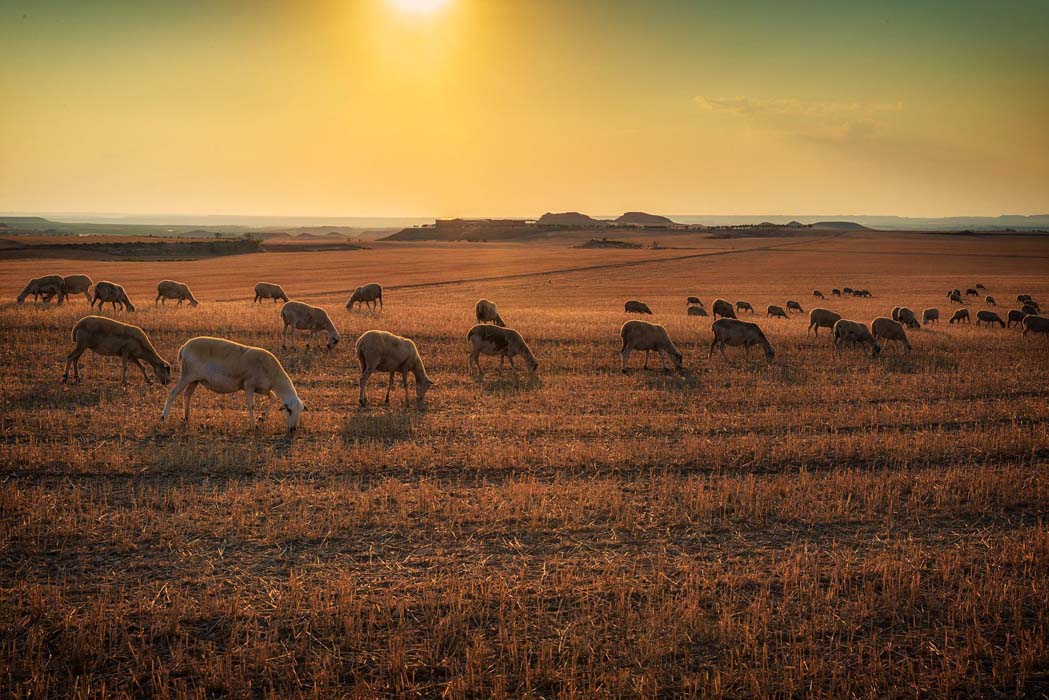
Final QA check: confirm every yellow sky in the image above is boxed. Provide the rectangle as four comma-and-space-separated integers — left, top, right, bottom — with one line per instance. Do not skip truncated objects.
2, 0, 1047, 217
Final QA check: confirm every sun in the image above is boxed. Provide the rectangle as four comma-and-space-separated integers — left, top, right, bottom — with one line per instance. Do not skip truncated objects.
389, 0, 451, 13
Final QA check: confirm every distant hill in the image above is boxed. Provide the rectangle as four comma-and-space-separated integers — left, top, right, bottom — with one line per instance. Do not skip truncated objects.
811, 221, 871, 231
615, 212, 674, 225
536, 212, 601, 226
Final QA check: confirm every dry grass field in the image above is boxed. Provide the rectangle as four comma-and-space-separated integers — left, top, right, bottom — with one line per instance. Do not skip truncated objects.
2, 232, 1049, 699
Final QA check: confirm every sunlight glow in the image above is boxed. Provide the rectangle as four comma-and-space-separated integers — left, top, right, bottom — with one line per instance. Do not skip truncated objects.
389, 0, 451, 14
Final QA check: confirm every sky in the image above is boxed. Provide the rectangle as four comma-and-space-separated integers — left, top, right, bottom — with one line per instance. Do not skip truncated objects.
2, 0, 1048, 218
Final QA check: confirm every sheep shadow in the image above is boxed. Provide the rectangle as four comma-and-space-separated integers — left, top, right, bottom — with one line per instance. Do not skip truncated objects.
341, 410, 418, 445
640, 368, 700, 390
474, 371, 542, 394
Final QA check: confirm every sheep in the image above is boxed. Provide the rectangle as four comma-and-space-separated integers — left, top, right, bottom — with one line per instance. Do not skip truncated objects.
60, 274, 93, 303
254, 282, 289, 304
1017, 294, 1032, 304
965, 288, 979, 297
16, 275, 64, 304
832, 319, 881, 358
686, 296, 701, 306
92, 281, 135, 311
63, 315, 171, 385
766, 304, 788, 318
813, 290, 825, 299
893, 307, 920, 329
476, 299, 507, 326
346, 283, 383, 311
155, 280, 199, 307
786, 300, 804, 313
356, 330, 434, 408
922, 308, 939, 324
948, 289, 961, 299
976, 283, 986, 290
1022, 315, 1049, 338
843, 287, 854, 296
1021, 303, 1039, 316
467, 324, 538, 376
949, 291, 964, 305
624, 300, 653, 315
736, 300, 754, 313
162, 337, 305, 433
280, 301, 340, 350
807, 308, 841, 336
832, 288, 842, 296
871, 317, 911, 353
687, 305, 709, 317
853, 289, 872, 298
976, 310, 1005, 328
712, 299, 736, 319
1007, 309, 1027, 328
709, 318, 775, 363
985, 295, 996, 306
620, 320, 683, 373
949, 309, 970, 324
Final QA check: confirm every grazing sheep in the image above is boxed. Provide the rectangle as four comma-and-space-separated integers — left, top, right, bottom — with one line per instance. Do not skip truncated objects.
687, 305, 709, 317
807, 308, 841, 336
871, 317, 911, 353
346, 283, 384, 311
965, 288, 979, 297
1022, 315, 1049, 338
949, 291, 964, 305
832, 319, 882, 358
467, 324, 538, 376
843, 287, 854, 296
766, 305, 788, 318
813, 290, 825, 299
712, 299, 736, 319
356, 330, 434, 408
475, 299, 507, 326
1021, 303, 1040, 316
922, 308, 939, 324
736, 300, 754, 313
162, 337, 305, 433
786, 300, 803, 313
60, 274, 93, 303
92, 281, 135, 312
976, 283, 986, 290
16, 275, 64, 304
1017, 294, 1032, 304
1022, 300, 1041, 314
686, 296, 701, 305
832, 288, 842, 296
949, 309, 970, 324
624, 300, 653, 315
253, 282, 289, 304
1007, 309, 1027, 328
853, 289, 872, 298
895, 307, 920, 329
280, 301, 340, 350
985, 295, 996, 306
63, 315, 171, 385
976, 310, 1005, 328
709, 318, 775, 363
155, 280, 199, 307
619, 320, 683, 373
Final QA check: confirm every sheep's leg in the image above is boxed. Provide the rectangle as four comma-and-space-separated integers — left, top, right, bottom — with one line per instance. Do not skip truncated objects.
402, 372, 410, 408
385, 372, 395, 404
162, 376, 192, 421
469, 349, 482, 376
718, 343, 729, 362
63, 342, 87, 383
155, 294, 161, 305
132, 358, 152, 385
643, 351, 650, 370
620, 349, 630, 373
359, 367, 373, 407
120, 354, 130, 386
708, 337, 717, 358
244, 387, 256, 427
259, 391, 275, 422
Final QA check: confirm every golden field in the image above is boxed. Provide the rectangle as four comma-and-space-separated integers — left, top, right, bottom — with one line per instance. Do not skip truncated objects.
2, 232, 1049, 699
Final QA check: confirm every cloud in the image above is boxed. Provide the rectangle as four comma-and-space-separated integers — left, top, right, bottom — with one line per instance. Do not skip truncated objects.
694, 96, 902, 118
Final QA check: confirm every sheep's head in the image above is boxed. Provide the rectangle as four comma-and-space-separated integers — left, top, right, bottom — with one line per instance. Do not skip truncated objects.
526, 354, 539, 373
124, 299, 137, 312
764, 346, 776, 364
416, 376, 434, 408
327, 329, 341, 350
156, 362, 172, 386
189, 299, 199, 307
280, 397, 305, 434
671, 350, 684, 370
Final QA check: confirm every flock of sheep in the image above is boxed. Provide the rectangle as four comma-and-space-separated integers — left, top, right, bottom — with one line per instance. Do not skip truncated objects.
13, 273, 1049, 435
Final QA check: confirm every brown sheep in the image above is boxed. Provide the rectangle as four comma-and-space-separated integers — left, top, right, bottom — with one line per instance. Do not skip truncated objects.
832, 319, 881, 358
162, 337, 304, 433
686, 296, 701, 306
619, 320, 682, 373
893, 307, 920, 329
786, 300, 804, 313
253, 282, 289, 304
843, 287, 854, 296
736, 300, 754, 313
624, 300, 653, 315
712, 299, 736, 319
813, 290, 825, 299
949, 309, 970, 324
965, 288, 979, 296
1017, 294, 1032, 304
709, 318, 775, 363
1007, 309, 1027, 328
17, 275, 64, 304
155, 280, 199, 307
356, 330, 434, 408
63, 315, 171, 385
687, 305, 709, 317
832, 288, 842, 296
92, 281, 135, 312
467, 324, 538, 376
1022, 315, 1049, 338
766, 304, 788, 318
346, 283, 383, 311
807, 308, 841, 336
949, 291, 964, 305
60, 274, 93, 303
923, 308, 939, 324
1021, 302, 1040, 316
871, 317, 911, 353
976, 310, 1005, 328
280, 301, 340, 350
948, 289, 961, 299
985, 295, 996, 306
976, 283, 986, 290
475, 299, 506, 326
855, 289, 872, 298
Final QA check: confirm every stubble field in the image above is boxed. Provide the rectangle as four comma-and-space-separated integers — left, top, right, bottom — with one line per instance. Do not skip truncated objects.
2, 232, 1049, 699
